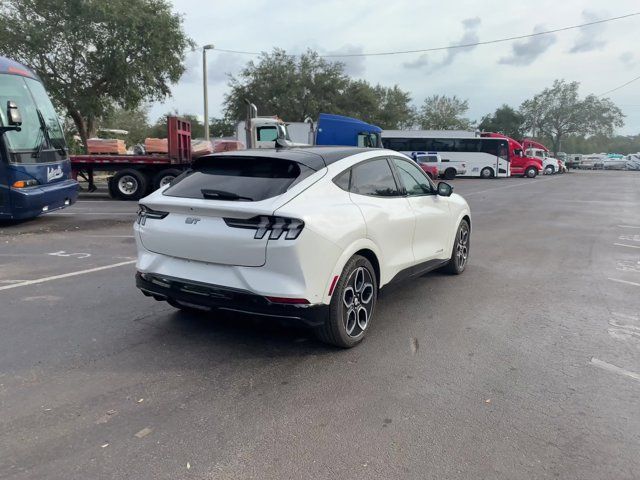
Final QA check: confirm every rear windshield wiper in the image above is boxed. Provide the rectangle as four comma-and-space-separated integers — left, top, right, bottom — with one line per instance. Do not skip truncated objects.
201, 189, 253, 201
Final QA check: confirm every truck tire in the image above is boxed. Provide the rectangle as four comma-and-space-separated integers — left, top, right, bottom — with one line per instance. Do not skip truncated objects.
525, 166, 538, 178
111, 169, 148, 200
314, 255, 378, 348
544, 165, 555, 175
480, 167, 494, 179
152, 169, 182, 191
444, 168, 456, 180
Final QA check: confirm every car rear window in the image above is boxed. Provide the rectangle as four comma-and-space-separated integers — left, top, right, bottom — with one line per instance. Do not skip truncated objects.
163, 156, 315, 201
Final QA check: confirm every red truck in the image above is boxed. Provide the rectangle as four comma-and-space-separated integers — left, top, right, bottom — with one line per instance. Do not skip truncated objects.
71, 117, 193, 200
480, 132, 543, 178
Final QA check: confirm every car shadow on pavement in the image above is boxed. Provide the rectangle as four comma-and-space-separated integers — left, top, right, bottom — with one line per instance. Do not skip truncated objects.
148, 307, 339, 358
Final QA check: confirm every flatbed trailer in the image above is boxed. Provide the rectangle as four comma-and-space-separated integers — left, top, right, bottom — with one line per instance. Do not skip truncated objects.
70, 117, 192, 200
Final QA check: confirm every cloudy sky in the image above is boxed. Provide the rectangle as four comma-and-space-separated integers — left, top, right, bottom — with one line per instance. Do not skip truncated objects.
151, 0, 640, 135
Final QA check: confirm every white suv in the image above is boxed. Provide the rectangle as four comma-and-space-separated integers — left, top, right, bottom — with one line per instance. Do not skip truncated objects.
135, 147, 471, 347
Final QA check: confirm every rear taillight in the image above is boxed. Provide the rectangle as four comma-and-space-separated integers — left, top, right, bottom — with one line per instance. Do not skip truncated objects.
136, 205, 169, 225
224, 215, 304, 240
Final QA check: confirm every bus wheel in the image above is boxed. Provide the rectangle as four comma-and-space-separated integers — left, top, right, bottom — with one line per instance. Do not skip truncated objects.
525, 166, 537, 178
444, 168, 456, 180
480, 167, 494, 179
111, 169, 148, 200
153, 169, 182, 190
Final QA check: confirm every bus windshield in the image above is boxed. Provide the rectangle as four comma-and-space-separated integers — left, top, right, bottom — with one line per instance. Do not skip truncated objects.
0, 73, 66, 163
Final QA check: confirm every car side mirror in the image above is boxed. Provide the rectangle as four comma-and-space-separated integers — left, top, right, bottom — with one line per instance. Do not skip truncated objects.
7, 101, 22, 126
437, 182, 453, 197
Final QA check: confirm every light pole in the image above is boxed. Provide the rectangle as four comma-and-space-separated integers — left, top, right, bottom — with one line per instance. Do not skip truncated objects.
202, 44, 214, 140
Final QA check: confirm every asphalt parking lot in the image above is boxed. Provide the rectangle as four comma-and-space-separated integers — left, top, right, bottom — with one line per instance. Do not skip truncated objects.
1, 170, 639, 480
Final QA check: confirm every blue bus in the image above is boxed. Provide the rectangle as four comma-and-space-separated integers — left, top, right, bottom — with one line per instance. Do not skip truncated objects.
0, 56, 78, 220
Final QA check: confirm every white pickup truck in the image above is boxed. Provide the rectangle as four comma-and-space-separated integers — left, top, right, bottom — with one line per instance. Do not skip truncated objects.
525, 148, 561, 174
410, 151, 467, 180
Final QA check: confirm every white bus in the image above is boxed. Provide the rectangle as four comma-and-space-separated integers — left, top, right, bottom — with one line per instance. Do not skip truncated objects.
381, 131, 510, 179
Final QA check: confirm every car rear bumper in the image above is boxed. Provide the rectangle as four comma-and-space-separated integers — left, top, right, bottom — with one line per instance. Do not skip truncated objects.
136, 272, 329, 326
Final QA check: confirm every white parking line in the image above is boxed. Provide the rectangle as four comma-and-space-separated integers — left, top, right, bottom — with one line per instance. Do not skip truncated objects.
618, 225, 640, 229
608, 278, 640, 287
0, 260, 136, 291
590, 358, 640, 382
613, 243, 640, 249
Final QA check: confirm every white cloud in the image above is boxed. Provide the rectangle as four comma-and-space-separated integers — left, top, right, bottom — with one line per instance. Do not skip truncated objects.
324, 44, 366, 76
403, 17, 481, 71
499, 25, 557, 66
569, 10, 608, 53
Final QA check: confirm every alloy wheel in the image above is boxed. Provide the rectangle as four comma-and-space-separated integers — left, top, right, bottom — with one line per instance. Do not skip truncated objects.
456, 224, 470, 269
342, 266, 375, 337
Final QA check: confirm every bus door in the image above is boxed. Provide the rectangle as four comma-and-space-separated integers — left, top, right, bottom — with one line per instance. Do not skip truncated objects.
497, 141, 509, 177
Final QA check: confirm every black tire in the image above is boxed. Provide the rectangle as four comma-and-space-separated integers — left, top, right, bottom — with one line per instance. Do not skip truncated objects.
152, 168, 182, 191
480, 167, 494, 179
525, 166, 538, 178
111, 169, 149, 200
443, 220, 470, 274
544, 165, 555, 175
444, 168, 456, 180
107, 176, 119, 198
315, 255, 378, 348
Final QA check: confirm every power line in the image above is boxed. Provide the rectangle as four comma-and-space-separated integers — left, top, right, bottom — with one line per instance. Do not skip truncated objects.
205, 12, 640, 58
598, 74, 640, 97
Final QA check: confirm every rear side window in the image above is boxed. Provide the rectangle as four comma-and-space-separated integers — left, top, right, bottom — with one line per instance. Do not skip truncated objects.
350, 159, 399, 197
333, 169, 351, 191
164, 156, 314, 201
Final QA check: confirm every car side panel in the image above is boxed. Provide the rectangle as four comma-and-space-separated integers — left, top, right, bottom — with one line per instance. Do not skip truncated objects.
349, 192, 416, 284
273, 179, 367, 303
406, 195, 453, 262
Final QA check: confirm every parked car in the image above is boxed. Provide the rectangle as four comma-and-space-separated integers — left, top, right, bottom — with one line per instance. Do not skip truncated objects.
412, 153, 440, 180
602, 154, 628, 170
626, 153, 640, 171
134, 147, 471, 348
580, 154, 604, 169
566, 154, 582, 169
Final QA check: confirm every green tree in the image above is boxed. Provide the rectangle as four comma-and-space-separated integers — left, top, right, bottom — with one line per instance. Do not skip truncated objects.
417, 95, 473, 130
549, 133, 640, 155
224, 49, 349, 122
148, 112, 204, 139
99, 106, 151, 146
0, 0, 193, 152
209, 117, 236, 137
223, 48, 414, 129
520, 80, 624, 154
479, 104, 525, 139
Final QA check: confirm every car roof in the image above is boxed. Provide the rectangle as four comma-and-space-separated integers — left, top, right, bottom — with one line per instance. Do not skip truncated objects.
196, 146, 381, 170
